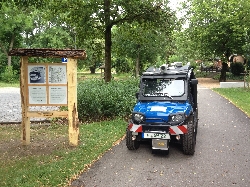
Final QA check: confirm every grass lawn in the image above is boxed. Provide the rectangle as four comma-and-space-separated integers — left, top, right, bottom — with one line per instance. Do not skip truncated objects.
0, 119, 127, 187
213, 87, 250, 117
0, 82, 19, 88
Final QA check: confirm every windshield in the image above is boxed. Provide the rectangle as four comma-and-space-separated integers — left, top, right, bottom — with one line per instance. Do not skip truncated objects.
142, 78, 185, 97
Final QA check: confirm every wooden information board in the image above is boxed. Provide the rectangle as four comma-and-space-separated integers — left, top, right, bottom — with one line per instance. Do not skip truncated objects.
9, 48, 87, 146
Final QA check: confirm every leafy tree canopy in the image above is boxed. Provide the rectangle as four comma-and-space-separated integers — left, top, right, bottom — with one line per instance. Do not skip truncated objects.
184, 0, 250, 60
48, 0, 175, 81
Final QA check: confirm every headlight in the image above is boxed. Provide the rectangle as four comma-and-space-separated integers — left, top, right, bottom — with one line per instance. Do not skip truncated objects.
169, 113, 185, 125
132, 112, 145, 124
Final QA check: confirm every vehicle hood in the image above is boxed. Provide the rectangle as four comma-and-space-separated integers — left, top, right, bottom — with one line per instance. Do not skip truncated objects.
133, 101, 192, 122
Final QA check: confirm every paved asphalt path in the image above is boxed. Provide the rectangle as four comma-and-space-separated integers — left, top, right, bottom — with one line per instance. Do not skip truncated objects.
71, 84, 250, 187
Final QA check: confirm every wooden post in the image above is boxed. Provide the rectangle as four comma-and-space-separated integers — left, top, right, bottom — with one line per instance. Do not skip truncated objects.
67, 58, 79, 146
20, 57, 30, 145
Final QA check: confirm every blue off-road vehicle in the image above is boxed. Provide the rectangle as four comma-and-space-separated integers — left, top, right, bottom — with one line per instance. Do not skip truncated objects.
126, 63, 198, 155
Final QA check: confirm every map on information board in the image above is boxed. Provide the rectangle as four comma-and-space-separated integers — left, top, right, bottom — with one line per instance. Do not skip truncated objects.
48, 65, 67, 84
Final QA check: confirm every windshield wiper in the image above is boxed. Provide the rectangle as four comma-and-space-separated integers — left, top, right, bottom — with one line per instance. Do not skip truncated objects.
163, 93, 173, 99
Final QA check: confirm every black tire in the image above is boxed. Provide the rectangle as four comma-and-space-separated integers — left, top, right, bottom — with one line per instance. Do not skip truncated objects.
194, 110, 198, 134
182, 115, 197, 155
126, 129, 140, 150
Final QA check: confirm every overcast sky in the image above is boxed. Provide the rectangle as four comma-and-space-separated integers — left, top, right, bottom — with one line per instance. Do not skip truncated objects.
169, 0, 189, 28
169, 0, 182, 9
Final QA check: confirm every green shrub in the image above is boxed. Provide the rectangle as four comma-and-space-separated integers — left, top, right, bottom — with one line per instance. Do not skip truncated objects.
77, 78, 139, 121
190, 61, 197, 70
213, 73, 221, 80
195, 71, 209, 78
230, 62, 244, 76
0, 66, 18, 83
212, 72, 244, 81
113, 58, 131, 73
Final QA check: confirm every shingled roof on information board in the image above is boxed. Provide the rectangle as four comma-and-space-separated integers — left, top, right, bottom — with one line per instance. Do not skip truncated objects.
8, 48, 87, 60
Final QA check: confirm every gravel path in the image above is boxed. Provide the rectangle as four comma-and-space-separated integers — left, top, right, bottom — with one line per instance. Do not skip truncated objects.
0, 87, 57, 123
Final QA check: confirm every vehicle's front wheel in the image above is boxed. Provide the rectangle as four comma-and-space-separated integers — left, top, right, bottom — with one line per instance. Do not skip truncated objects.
194, 110, 198, 133
182, 116, 196, 155
126, 129, 140, 150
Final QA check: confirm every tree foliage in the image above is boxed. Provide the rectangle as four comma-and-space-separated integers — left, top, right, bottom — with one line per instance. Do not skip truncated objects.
0, 0, 80, 72
112, 20, 175, 76
171, 0, 250, 81
230, 62, 245, 76
184, 0, 250, 60
0, 1, 178, 79
49, 0, 175, 82
0, 1, 33, 67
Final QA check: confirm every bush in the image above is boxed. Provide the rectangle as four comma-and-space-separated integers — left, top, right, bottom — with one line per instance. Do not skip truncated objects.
113, 58, 131, 73
190, 62, 197, 70
77, 78, 139, 121
0, 66, 18, 83
195, 71, 210, 78
212, 72, 244, 81
230, 62, 245, 76
213, 73, 221, 80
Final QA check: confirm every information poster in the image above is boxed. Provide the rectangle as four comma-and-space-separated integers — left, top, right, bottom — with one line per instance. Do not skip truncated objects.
28, 86, 47, 104
48, 65, 67, 84
49, 86, 67, 104
27, 63, 68, 105
28, 65, 46, 84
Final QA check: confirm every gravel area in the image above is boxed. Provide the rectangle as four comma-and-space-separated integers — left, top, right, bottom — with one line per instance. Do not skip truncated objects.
0, 87, 58, 123
197, 78, 220, 88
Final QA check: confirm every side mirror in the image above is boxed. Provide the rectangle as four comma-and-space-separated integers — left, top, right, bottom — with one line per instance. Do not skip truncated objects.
191, 79, 198, 85
135, 92, 139, 99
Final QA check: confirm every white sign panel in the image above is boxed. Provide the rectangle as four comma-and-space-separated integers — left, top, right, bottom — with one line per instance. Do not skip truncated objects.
29, 86, 47, 104
48, 65, 67, 84
49, 86, 67, 104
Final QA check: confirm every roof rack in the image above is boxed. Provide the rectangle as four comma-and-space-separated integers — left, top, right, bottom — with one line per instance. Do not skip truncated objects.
143, 64, 191, 75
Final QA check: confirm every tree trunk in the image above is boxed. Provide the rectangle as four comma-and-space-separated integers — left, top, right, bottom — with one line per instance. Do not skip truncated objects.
7, 34, 15, 66
219, 62, 228, 82
0, 42, 10, 66
135, 48, 140, 77
104, 0, 112, 82
89, 66, 96, 74
7, 56, 12, 67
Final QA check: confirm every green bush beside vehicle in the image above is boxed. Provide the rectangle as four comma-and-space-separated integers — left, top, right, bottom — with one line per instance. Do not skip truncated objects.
77, 78, 139, 121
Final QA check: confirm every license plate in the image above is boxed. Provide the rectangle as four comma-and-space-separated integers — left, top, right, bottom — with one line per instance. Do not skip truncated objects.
142, 132, 170, 139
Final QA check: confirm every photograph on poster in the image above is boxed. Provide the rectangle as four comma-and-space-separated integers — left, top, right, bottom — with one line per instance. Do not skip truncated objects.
28, 86, 47, 104
49, 86, 67, 104
48, 65, 67, 84
28, 65, 46, 84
